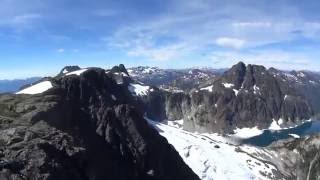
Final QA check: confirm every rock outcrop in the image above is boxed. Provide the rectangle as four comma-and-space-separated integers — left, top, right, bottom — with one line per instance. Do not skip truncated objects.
269, 134, 320, 180
142, 62, 314, 133
0, 68, 199, 180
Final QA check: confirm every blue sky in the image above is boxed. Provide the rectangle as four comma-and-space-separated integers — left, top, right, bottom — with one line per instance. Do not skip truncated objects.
0, 0, 320, 79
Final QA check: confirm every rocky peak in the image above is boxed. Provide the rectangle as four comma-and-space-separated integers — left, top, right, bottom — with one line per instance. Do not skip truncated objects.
0, 68, 199, 180
59, 65, 81, 76
110, 64, 130, 76
141, 62, 314, 133
223, 61, 246, 89
108, 64, 133, 85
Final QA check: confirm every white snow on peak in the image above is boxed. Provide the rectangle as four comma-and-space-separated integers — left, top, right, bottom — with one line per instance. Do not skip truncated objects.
66, 69, 88, 76
113, 72, 129, 77
62, 69, 68, 74
148, 120, 277, 180
129, 83, 151, 96
233, 89, 239, 96
297, 72, 305, 78
284, 73, 298, 81
200, 85, 213, 92
222, 83, 234, 88
16, 81, 53, 95
233, 127, 263, 138
142, 67, 154, 73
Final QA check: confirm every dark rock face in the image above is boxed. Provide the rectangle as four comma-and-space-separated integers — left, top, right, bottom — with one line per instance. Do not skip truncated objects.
58, 66, 81, 75
0, 68, 199, 180
269, 134, 320, 180
143, 62, 314, 133
271, 70, 320, 118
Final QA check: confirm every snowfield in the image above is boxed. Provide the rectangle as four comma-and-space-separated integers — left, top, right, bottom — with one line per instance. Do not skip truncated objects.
222, 83, 234, 88
148, 120, 278, 180
233, 127, 264, 139
16, 81, 53, 95
66, 68, 88, 76
129, 83, 152, 96
200, 85, 213, 92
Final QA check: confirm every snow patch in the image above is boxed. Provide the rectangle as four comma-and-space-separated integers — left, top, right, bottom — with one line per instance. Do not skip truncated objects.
167, 119, 184, 129
148, 120, 277, 180
269, 119, 282, 130
222, 83, 234, 88
288, 134, 300, 138
129, 83, 150, 96
253, 85, 260, 95
66, 69, 88, 76
16, 81, 53, 95
200, 85, 213, 92
233, 89, 239, 96
233, 127, 264, 138
297, 72, 305, 78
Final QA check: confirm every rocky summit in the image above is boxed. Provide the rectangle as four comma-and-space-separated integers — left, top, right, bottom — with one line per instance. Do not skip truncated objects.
141, 62, 315, 133
0, 67, 199, 180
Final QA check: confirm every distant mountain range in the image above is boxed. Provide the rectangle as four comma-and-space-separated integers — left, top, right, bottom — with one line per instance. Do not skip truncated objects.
0, 77, 41, 93
2, 63, 320, 179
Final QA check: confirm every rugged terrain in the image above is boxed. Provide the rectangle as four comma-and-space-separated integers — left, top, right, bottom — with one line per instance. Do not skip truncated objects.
127, 66, 222, 92
2, 63, 320, 180
0, 67, 199, 180
139, 62, 317, 133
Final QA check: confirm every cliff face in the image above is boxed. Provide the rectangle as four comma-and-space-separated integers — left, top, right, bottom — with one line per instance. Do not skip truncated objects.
0, 68, 199, 180
269, 134, 320, 180
142, 62, 313, 133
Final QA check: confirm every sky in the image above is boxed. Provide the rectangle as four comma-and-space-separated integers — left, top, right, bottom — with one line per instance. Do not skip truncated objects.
0, 0, 320, 79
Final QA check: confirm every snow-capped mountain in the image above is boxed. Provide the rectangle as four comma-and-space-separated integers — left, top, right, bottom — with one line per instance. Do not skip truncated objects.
10, 63, 320, 180
137, 62, 320, 135
127, 66, 222, 92
7, 65, 199, 180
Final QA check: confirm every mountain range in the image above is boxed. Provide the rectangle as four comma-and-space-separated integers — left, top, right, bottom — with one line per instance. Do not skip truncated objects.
1, 62, 320, 179
0, 77, 41, 93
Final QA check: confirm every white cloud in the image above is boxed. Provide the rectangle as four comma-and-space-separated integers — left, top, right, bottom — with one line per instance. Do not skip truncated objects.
215, 37, 246, 49
232, 22, 272, 28
208, 50, 316, 71
57, 48, 65, 53
127, 43, 187, 61
0, 13, 42, 30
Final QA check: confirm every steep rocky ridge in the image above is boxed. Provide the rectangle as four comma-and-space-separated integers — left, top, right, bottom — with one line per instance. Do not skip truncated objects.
141, 62, 314, 133
0, 67, 199, 180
